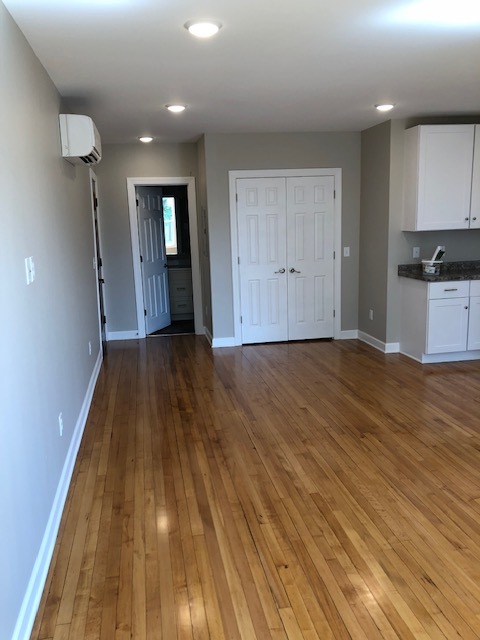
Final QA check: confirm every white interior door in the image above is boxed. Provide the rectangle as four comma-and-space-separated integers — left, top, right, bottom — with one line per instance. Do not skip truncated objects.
237, 178, 288, 344
136, 186, 171, 334
237, 175, 335, 344
287, 176, 335, 340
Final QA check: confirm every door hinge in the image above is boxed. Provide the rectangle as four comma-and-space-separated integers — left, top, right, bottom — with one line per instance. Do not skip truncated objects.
144, 309, 147, 316
140, 255, 143, 263
94, 196, 98, 209
236, 193, 238, 202
333, 251, 335, 259
136, 198, 139, 207
333, 309, 336, 318
102, 314, 106, 324
334, 190, 336, 199
240, 316, 243, 324
238, 256, 240, 265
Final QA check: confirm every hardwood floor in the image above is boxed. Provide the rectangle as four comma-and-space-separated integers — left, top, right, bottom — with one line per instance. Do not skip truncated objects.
31, 337, 480, 639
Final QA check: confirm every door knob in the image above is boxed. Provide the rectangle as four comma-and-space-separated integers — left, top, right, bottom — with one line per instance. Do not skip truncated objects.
289, 268, 301, 273
274, 268, 286, 274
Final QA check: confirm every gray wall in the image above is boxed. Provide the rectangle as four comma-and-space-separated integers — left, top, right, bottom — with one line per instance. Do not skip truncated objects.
0, 4, 101, 637
360, 119, 480, 346
203, 132, 362, 339
196, 136, 213, 334
359, 122, 391, 342
94, 143, 198, 333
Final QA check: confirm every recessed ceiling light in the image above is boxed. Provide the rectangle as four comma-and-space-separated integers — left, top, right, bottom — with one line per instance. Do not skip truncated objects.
166, 105, 186, 113
185, 21, 222, 38
375, 104, 395, 112
138, 136, 154, 143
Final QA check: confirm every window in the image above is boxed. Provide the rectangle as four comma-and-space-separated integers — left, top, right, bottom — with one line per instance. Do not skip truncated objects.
163, 197, 178, 255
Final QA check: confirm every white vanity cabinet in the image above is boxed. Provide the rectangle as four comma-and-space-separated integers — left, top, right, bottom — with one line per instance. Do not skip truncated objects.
400, 278, 480, 363
168, 268, 194, 319
403, 124, 480, 231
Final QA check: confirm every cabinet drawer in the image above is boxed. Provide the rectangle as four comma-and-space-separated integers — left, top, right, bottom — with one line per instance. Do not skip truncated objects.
170, 280, 193, 297
470, 280, 480, 296
168, 269, 193, 297
171, 298, 194, 314
428, 281, 469, 299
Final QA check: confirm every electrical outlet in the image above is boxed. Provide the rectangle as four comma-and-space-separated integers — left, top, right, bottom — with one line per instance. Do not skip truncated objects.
58, 412, 64, 436
343, 246, 350, 257
369, 309, 374, 321
413, 247, 420, 259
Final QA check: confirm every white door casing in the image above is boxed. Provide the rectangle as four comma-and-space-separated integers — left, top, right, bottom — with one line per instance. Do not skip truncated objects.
230, 169, 341, 346
127, 177, 203, 339
136, 186, 171, 334
236, 174, 336, 345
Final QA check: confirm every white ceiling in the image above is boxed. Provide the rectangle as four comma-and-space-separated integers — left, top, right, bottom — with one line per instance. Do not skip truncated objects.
4, 0, 480, 144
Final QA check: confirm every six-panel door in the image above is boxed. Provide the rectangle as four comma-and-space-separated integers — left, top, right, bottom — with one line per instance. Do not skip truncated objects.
236, 176, 335, 344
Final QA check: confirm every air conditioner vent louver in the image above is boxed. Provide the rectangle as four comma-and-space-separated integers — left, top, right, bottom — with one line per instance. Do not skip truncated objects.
80, 148, 101, 164
59, 114, 102, 165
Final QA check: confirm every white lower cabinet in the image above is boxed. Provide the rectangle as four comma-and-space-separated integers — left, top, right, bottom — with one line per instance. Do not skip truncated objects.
400, 279, 480, 363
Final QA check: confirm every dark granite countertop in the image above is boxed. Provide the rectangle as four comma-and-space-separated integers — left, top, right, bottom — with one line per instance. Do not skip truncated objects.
398, 260, 480, 282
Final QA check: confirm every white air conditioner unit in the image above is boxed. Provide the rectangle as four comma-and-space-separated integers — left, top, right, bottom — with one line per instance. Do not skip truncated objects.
59, 114, 102, 165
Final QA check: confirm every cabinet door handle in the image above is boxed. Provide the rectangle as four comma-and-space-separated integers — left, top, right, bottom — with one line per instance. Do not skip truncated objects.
274, 268, 286, 274
289, 268, 301, 274
473, 217, 477, 221
444, 288, 458, 292
465, 217, 469, 221
465, 306, 469, 310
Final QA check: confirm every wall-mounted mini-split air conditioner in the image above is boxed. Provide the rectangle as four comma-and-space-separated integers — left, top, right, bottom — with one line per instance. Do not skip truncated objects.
59, 114, 102, 165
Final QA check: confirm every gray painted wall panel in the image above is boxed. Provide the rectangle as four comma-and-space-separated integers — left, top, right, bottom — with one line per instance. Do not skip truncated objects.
204, 132, 361, 339
1, 4, 100, 636
94, 143, 198, 332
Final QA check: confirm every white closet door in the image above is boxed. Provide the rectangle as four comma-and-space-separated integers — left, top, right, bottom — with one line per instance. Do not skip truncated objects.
236, 175, 335, 344
286, 176, 335, 340
237, 178, 288, 344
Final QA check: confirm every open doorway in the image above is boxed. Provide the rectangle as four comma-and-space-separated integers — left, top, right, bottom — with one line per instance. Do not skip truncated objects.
127, 177, 203, 339
135, 184, 194, 336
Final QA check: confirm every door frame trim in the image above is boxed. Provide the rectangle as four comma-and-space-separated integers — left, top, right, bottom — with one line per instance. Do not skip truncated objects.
229, 168, 342, 345
127, 176, 203, 339
89, 169, 106, 353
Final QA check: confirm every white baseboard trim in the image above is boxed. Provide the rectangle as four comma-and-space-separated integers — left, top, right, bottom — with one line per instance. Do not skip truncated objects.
12, 350, 103, 640
106, 330, 140, 341
417, 350, 480, 364
358, 331, 400, 354
338, 330, 358, 340
212, 336, 237, 348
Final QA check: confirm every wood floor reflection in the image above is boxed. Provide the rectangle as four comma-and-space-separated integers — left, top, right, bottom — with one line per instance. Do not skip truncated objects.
31, 337, 480, 639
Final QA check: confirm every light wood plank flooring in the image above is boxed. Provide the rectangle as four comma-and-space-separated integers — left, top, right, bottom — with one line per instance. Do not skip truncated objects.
31, 337, 480, 639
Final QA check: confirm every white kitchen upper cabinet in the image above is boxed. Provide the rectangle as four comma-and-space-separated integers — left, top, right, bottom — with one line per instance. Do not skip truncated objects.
403, 124, 476, 231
